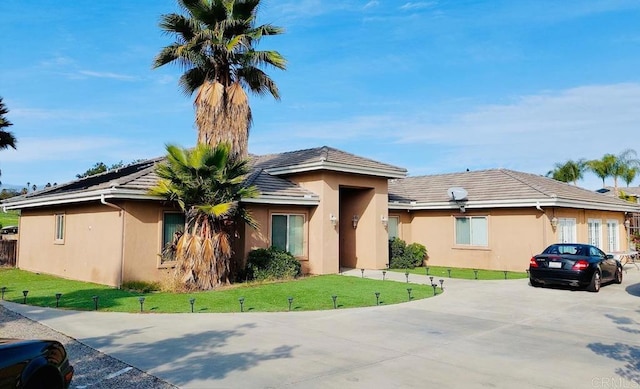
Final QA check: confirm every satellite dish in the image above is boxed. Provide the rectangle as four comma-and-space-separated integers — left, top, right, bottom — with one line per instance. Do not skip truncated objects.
447, 187, 468, 201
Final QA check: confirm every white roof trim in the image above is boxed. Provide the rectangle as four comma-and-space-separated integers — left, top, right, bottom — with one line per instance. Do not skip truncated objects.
266, 161, 406, 179
242, 195, 320, 206
389, 197, 640, 213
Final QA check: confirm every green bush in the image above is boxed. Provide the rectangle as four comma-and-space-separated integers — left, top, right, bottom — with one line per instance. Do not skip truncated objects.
245, 247, 302, 281
389, 238, 427, 269
121, 280, 161, 293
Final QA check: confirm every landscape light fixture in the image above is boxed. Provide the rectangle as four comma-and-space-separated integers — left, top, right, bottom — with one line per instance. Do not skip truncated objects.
473, 269, 479, 280
429, 276, 434, 284
425, 267, 430, 276
407, 288, 413, 301
239, 297, 245, 312
431, 284, 437, 295
405, 271, 410, 283
439, 279, 445, 290
447, 268, 452, 278
189, 298, 196, 313
22, 290, 28, 304
503, 271, 508, 280
361, 268, 365, 278
1, 286, 6, 300
288, 296, 294, 311
138, 297, 145, 312
92, 295, 99, 311
375, 292, 380, 306
352, 215, 359, 229
382, 270, 386, 280
55, 293, 62, 308
331, 295, 338, 309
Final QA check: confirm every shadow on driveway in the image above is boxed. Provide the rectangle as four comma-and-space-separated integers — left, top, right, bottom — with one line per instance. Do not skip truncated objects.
82, 323, 298, 386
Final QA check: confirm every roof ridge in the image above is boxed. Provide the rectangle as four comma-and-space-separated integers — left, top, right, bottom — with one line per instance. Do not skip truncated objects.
498, 169, 555, 197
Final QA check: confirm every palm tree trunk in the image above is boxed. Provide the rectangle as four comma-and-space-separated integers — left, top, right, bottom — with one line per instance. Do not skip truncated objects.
195, 81, 251, 160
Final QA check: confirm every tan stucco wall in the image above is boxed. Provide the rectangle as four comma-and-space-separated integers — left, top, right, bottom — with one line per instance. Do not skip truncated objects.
392, 207, 630, 271
17, 204, 123, 286
120, 201, 176, 285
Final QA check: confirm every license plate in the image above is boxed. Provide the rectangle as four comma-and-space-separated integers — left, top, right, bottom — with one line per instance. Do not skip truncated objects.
548, 261, 562, 269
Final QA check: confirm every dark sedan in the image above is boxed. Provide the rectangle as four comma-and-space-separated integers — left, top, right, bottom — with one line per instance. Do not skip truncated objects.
529, 243, 623, 292
0, 338, 74, 389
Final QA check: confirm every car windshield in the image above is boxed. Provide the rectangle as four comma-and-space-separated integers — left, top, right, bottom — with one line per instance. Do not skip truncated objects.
544, 245, 583, 255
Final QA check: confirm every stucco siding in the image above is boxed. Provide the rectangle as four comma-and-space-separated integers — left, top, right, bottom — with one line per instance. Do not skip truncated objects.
17, 204, 123, 286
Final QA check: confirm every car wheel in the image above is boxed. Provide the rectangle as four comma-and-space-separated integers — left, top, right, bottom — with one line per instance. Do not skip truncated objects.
614, 267, 623, 284
588, 271, 601, 293
530, 278, 542, 288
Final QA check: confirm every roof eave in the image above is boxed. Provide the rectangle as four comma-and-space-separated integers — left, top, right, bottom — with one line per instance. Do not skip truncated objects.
242, 195, 320, 206
266, 161, 406, 179
388, 198, 640, 212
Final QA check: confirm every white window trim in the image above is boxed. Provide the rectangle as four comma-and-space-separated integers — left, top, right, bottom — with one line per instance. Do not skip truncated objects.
587, 218, 602, 249
606, 219, 620, 252
271, 213, 307, 258
557, 218, 577, 243
388, 216, 400, 239
54, 213, 65, 244
454, 215, 489, 247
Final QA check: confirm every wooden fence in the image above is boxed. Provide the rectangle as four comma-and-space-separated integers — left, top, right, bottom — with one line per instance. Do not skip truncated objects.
0, 240, 17, 267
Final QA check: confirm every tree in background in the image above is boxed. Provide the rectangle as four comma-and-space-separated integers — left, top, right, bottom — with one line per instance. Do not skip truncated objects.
153, 0, 286, 159
587, 149, 639, 192
0, 97, 17, 151
622, 167, 637, 187
546, 159, 586, 185
586, 154, 616, 188
149, 143, 257, 290
76, 161, 125, 179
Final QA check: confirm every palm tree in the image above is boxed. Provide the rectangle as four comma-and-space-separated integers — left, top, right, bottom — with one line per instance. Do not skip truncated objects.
0, 97, 17, 151
153, 0, 286, 159
149, 142, 258, 290
621, 166, 637, 187
586, 154, 616, 188
546, 159, 586, 185
611, 149, 640, 191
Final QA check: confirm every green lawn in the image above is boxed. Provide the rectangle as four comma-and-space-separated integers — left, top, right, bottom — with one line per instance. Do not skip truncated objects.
0, 210, 19, 228
0, 268, 439, 313
394, 266, 528, 280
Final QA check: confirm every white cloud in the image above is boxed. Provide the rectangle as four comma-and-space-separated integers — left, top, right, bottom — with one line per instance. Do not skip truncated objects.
400, 2, 437, 11
364, 1, 380, 9
76, 70, 138, 81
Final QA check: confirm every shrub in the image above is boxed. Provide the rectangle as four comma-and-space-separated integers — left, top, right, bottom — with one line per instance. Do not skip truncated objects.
389, 238, 427, 269
245, 247, 302, 281
121, 280, 161, 293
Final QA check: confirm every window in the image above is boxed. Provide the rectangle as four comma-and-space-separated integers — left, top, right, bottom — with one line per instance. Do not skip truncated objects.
587, 219, 602, 248
557, 218, 576, 243
54, 214, 65, 243
607, 220, 619, 252
161, 213, 185, 263
388, 216, 400, 239
271, 214, 304, 256
455, 216, 488, 246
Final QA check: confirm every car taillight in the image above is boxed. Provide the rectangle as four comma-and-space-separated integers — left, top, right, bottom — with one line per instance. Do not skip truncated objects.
529, 257, 538, 268
572, 260, 589, 270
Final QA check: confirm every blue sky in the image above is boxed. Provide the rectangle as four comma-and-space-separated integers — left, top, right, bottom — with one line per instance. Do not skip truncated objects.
1, 0, 639, 191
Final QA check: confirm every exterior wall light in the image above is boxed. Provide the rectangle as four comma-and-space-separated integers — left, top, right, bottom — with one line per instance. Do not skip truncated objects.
352, 215, 359, 229
381, 215, 388, 227
624, 219, 631, 229
551, 217, 559, 229
329, 213, 338, 227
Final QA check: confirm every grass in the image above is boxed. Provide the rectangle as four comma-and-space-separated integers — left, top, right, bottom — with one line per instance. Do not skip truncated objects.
393, 266, 528, 280
0, 268, 439, 313
0, 210, 19, 227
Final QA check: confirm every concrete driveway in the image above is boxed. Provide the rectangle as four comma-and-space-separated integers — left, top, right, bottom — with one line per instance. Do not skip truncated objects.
4, 268, 640, 388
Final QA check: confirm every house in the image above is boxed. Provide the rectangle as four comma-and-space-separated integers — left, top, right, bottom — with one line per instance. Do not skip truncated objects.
4, 146, 639, 286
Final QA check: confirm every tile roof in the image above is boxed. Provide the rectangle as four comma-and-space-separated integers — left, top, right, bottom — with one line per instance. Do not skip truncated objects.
251, 146, 407, 178
389, 169, 640, 212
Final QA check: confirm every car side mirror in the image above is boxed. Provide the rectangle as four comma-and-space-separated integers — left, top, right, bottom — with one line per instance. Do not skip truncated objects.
606, 254, 614, 259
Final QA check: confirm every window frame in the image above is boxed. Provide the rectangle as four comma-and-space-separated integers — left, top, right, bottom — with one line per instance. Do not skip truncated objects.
54, 213, 65, 244
587, 218, 602, 248
160, 211, 186, 265
557, 217, 577, 243
606, 219, 619, 252
387, 216, 400, 239
454, 215, 489, 247
270, 213, 307, 258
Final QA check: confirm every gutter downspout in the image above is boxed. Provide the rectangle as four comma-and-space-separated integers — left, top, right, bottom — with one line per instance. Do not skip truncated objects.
101, 193, 126, 288
536, 202, 547, 248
